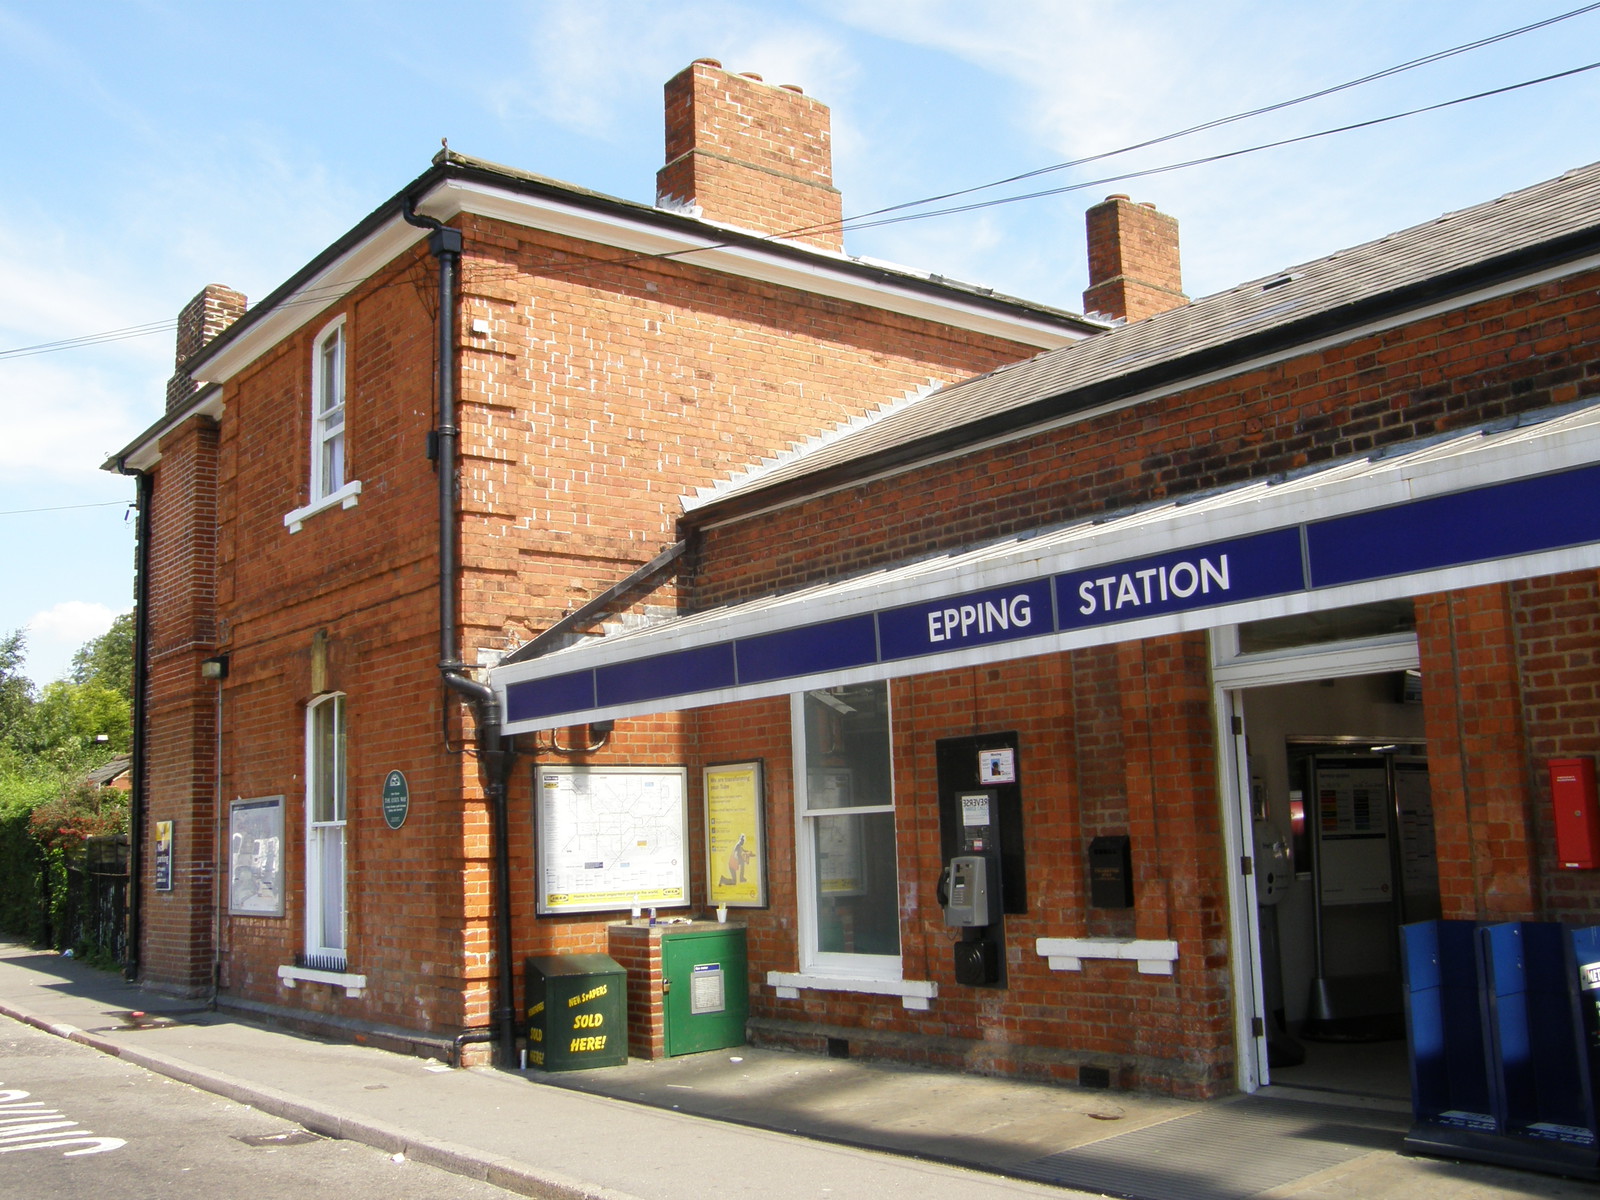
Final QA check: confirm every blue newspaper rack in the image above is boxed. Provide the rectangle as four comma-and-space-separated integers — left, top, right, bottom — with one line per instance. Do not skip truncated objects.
1402, 919, 1600, 1180
1402, 920, 1496, 1154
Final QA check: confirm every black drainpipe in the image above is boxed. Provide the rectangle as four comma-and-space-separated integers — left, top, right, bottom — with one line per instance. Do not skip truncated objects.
119, 465, 153, 982
404, 197, 520, 1068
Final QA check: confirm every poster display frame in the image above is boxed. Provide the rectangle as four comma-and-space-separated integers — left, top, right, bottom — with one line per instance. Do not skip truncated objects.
704, 759, 767, 908
534, 764, 690, 915
228, 795, 286, 916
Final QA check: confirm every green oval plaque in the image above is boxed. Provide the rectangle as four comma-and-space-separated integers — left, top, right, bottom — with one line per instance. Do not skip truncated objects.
382, 770, 410, 830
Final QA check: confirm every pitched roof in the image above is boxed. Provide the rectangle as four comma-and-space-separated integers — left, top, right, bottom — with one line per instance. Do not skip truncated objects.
687, 160, 1600, 518
84, 757, 132, 787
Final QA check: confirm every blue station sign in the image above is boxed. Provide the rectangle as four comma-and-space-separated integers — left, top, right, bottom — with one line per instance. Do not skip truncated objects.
503, 462, 1600, 727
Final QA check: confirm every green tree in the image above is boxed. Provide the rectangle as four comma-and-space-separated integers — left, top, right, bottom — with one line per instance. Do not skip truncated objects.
70, 612, 134, 701
0, 629, 35, 751
26, 680, 131, 761
0, 624, 132, 953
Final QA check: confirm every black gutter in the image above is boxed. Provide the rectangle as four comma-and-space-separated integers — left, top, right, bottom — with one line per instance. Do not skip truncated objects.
403, 199, 519, 1070
119, 466, 153, 981
682, 220, 1600, 527
499, 539, 690, 667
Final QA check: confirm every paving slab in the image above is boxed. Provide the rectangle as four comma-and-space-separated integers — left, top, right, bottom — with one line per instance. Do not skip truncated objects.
0, 944, 1590, 1199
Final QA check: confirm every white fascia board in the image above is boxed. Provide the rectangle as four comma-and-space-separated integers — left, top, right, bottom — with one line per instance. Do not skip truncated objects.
196, 216, 430, 384
491, 410, 1600, 704
197, 179, 1085, 386
112, 388, 227, 473
430, 178, 1087, 349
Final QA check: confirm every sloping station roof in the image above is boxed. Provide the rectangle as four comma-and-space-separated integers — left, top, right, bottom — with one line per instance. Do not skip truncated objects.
686, 160, 1600, 520
493, 160, 1600, 732
493, 400, 1600, 732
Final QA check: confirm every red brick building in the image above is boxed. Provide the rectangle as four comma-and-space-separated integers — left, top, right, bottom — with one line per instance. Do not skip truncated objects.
107, 61, 1099, 1060
493, 161, 1600, 1098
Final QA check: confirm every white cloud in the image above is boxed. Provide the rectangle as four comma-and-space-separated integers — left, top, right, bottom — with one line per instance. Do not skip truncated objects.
0, 356, 158, 483
482, 1, 856, 145
28, 600, 118, 643
24, 601, 122, 686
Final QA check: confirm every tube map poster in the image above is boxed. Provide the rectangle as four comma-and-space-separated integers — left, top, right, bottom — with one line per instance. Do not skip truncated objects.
535, 765, 689, 914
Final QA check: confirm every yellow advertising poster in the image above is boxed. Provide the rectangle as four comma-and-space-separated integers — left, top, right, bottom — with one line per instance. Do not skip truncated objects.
705, 761, 765, 907
153, 820, 174, 892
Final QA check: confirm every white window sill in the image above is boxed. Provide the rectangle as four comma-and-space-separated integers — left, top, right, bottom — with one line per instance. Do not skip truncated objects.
278, 964, 367, 997
766, 971, 937, 1011
284, 480, 362, 533
1035, 937, 1178, 976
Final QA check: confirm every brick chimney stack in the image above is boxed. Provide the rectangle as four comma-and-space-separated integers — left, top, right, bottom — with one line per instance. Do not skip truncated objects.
166, 284, 247, 411
1082, 195, 1186, 323
656, 59, 843, 252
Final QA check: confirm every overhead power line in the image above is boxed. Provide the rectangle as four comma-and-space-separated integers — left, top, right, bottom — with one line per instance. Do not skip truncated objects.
832, 2, 1600, 229
2, 4, 1597, 362
840, 60, 1600, 234
0, 500, 130, 518
448, 55, 1600, 289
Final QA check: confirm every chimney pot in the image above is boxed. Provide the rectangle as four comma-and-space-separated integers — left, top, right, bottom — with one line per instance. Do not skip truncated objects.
1083, 196, 1185, 323
166, 284, 247, 412
657, 60, 843, 250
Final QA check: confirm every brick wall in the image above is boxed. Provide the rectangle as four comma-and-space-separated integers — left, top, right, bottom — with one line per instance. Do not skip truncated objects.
451, 211, 1038, 659
140, 414, 221, 996
1416, 572, 1600, 923
139, 192, 1053, 1035
674, 647, 1231, 1095
1513, 570, 1600, 916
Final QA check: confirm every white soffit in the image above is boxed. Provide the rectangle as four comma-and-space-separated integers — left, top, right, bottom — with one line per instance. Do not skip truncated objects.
197, 214, 428, 384
433, 180, 1087, 349
196, 180, 1086, 385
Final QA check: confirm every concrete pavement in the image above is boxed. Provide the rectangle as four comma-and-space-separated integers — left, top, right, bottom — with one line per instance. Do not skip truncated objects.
0, 943, 1588, 1199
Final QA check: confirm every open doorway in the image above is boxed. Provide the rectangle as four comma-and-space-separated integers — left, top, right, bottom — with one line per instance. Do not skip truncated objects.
1213, 600, 1436, 1104
1241, 681, 1437, 1104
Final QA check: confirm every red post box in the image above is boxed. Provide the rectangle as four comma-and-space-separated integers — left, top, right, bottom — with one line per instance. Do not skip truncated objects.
1549, 757, 1600, 869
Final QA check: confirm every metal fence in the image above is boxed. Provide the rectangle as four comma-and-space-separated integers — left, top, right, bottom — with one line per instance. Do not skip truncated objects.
53, 834, 129, 964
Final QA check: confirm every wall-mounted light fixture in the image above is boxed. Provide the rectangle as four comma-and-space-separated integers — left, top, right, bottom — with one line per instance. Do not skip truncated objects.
200, 655, 230, 681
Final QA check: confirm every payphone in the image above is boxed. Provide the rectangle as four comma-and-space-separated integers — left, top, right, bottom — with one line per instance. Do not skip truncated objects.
940, 796, 1003, 985
943, 855, 990, 928
936, 733, 1027, 988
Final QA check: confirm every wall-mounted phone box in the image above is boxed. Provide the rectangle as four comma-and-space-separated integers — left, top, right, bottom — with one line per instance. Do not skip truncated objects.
1089, 835, 1134, 908
1550, 757, 1599, 869
944, 855, 991, 927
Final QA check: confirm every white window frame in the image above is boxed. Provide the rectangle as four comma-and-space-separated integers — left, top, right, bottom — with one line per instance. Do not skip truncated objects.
790, 685, 903, 982
285, 315, 361, 532
304, 693, 347, 967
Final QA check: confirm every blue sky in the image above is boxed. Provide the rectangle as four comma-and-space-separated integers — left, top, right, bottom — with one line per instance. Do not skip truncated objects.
2, 0, 1598, 686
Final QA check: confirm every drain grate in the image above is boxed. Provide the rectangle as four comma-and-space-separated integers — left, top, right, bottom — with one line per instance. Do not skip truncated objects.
235, 1129, 328, 1148
1014, 1097, 1402, 1200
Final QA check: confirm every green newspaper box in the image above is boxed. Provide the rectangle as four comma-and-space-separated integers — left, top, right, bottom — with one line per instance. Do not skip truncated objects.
524, 953, 628, 1071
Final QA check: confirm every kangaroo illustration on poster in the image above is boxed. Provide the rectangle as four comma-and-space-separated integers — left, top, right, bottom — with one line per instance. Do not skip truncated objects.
719, 833, 754, 887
